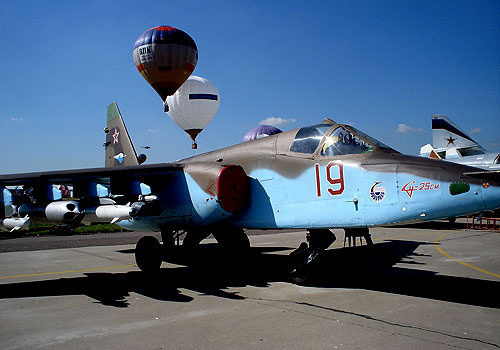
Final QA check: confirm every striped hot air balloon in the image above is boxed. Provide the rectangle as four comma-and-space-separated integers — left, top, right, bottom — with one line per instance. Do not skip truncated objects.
133, 26, 198, 107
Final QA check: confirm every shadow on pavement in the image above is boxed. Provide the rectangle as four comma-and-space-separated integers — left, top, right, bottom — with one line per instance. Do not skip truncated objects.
0, 240, 498, 309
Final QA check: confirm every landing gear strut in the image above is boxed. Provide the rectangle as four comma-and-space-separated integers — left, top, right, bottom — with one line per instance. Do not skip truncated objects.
212, 228, 250, 250
289, 229, 336, 284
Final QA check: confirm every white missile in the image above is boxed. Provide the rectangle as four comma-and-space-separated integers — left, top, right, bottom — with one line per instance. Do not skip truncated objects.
83, 205, 137, 224
1, 217, 31, 232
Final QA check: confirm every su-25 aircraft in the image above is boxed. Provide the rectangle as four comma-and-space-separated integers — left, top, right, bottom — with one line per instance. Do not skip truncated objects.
1, 103, 500, 279
420, 114, 500, 170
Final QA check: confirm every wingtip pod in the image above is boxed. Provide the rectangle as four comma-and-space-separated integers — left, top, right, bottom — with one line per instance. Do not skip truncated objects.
133, 25, 198, 101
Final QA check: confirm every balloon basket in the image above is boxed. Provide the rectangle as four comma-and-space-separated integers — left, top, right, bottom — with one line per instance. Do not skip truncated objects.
192, 142, 198, 150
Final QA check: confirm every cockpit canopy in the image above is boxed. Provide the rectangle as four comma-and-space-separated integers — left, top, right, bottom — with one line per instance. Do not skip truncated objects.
289, 123, 394, 156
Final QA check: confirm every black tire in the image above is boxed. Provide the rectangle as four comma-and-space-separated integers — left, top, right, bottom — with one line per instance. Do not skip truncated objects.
289, 264, 308, 284
135, 236, 162, 272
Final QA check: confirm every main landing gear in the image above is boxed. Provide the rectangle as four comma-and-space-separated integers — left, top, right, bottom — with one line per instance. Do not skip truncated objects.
134, 227, 251, 272
288, 229, 336, 284
135, 236, 162, 272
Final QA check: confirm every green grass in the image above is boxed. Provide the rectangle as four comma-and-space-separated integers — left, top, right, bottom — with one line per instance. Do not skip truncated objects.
23, 223, 127, 236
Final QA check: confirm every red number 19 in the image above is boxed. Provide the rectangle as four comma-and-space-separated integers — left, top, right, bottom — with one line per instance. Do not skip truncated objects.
315, 162, 344, 197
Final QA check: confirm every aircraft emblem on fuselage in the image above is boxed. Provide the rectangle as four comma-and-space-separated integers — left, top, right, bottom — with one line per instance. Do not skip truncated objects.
401, 180, 440, 198
369, 181, 386, 202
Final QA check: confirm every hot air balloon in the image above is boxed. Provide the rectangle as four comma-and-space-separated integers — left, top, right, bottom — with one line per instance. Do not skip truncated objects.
166, 76, 220, 149
133, 25, 198, 110
243, 125, 282, 142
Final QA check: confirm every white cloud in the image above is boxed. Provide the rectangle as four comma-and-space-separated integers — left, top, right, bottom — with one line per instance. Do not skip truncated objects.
469, 127, 481, 135
11, 117, 23, 122
396, 123, 424, 134
259, 117, 296, 127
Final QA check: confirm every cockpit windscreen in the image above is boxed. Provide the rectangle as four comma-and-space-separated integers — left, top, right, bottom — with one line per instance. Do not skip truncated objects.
290, 125, 332, 154
290, 123, 395, 156
321, 127, 372, 156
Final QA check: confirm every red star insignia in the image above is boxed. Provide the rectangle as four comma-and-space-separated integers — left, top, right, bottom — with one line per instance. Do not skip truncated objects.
446, 136, 456, 145
112, 129, 120, 144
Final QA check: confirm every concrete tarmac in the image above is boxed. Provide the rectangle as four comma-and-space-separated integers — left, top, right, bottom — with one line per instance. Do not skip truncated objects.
0, 226, 499, 349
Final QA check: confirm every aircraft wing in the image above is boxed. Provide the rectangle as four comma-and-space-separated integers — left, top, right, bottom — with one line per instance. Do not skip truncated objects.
0, 163, 183, 197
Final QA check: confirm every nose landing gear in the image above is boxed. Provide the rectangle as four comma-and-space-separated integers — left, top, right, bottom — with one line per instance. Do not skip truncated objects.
288, 229, 336, 284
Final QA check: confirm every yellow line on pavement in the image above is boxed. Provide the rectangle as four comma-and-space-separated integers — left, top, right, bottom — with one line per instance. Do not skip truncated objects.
334, 229, 500, 279
2, 230, 497, 280
433, 233, 500, 279
0, 264, 136, 280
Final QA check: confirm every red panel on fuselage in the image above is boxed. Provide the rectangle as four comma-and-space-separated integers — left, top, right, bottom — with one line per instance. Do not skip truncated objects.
217, 166, 249, 213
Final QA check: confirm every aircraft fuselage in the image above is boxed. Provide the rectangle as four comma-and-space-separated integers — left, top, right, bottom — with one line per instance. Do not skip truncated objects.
119, 128, 500, 232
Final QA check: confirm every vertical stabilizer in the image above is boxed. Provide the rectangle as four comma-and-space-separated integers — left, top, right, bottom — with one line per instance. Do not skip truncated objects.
431, 114, 483, 151
105, 102, 140, 167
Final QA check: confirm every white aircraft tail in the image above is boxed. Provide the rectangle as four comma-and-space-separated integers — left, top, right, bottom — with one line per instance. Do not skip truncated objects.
431, 114, 484, 152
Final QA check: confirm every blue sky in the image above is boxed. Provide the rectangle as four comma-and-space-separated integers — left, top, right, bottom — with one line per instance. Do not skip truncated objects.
1, 0, 499, 173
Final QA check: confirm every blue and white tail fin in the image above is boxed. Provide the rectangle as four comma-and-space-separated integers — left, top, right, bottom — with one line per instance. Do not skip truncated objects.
431, 114, 484, 152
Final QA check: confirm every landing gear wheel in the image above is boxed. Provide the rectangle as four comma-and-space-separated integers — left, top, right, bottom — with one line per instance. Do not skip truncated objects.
289, 264, 308, 284
135, 236, 162, 272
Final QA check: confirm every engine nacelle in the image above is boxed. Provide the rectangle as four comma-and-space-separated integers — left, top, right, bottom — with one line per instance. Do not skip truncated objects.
183, 163, 249, 226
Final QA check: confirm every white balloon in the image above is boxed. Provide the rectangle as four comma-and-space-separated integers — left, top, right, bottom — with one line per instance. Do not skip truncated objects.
166, 76, 220, 147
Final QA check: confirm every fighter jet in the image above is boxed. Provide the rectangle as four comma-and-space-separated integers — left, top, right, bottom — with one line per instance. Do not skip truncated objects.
1, 104, 500, 280
420, 114, 500, 170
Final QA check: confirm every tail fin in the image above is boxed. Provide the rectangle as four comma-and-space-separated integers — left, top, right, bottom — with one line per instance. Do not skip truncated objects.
105, 102, 144, 167
431, 114, 484, 153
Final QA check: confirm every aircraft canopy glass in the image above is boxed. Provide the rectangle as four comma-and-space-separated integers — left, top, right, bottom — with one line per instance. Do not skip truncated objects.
290, 124, 393, 156
290, 124, 332, 154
